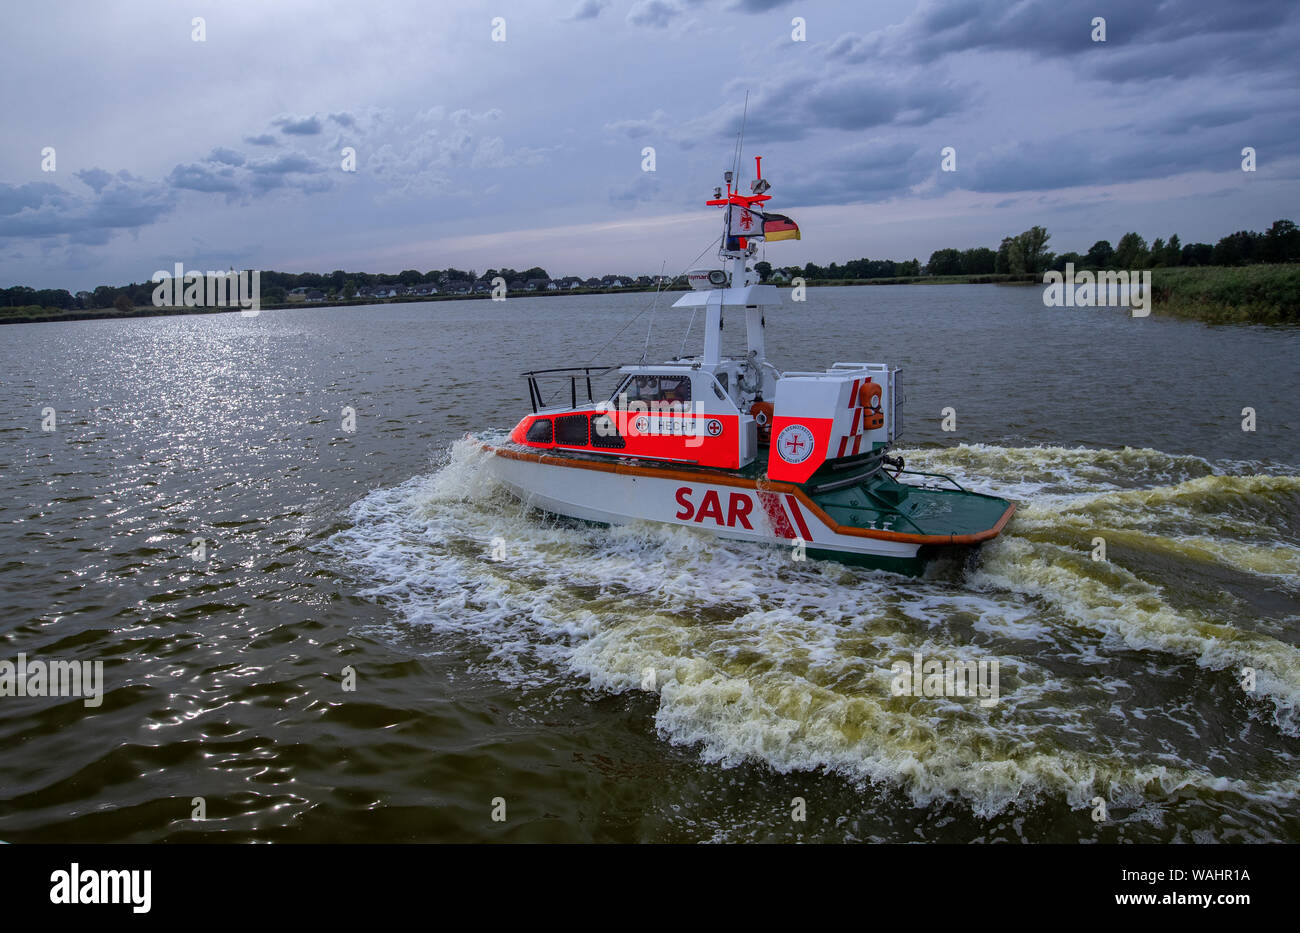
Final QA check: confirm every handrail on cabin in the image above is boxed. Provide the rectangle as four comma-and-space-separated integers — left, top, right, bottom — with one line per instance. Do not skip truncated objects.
521, 365, 617, 413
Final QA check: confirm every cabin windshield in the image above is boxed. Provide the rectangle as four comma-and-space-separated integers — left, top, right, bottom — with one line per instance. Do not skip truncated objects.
613, 374, 692, 405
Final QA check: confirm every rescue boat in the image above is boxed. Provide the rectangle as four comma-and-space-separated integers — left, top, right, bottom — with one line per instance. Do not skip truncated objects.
478, 156, 1016, 575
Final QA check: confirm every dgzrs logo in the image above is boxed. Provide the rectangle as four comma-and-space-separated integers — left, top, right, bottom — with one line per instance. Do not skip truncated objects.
776, 424, 815, 464
706, 419, 723, 437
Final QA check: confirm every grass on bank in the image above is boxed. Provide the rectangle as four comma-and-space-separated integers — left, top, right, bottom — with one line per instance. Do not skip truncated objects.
1150, 264, 1300, 323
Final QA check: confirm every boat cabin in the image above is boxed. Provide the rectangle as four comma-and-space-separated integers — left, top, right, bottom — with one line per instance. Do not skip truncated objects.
507, 160, 899, 486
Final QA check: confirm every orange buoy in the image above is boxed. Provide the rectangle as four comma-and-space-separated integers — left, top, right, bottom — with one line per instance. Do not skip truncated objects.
858, 380, 882, 411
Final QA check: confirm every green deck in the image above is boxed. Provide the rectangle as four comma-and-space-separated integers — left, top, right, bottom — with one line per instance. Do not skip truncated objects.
810, 468, 1013, 540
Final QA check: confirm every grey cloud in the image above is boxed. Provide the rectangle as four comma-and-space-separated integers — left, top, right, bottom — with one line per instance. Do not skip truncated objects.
244, 134, 277, 146
856, 0, 1299, 79
168, 146, 333, 201
69, 227, 113, 246
727, 0, 795, 10
1081, 25, 1300, 84
773, 139, 928, 206
689, 70, 971, 143
0, 181, 64, 217
825, 33, 874, 64
0, 174, 175, 239
168, 162, 242, 194
208, 147, 246, 166
471, 137, 549, 169
75, 168, 114, 193
608, 173, 670, 203
274, 114, 324, 135
567, 0, 609, 20
247, 152, 327, 176
627, 0, 681, 29
964, 137, 1206, 193
604, 109, 668, 140
449, 108, 503, 127
960, 99, 1300, 193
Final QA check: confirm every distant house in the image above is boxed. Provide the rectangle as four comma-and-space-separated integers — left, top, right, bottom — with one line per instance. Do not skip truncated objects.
305, 289, 324, 302
558, 277, 582, 289
508, 279, 525, 291
635, 275, 653, 286
769, 270, 788, 283
601, 276, 626, 288
473, 279, 493, 293
411, 283, 439, 297
525, 278, 549, 291
584, 277, 601, 288
546, 280, 559, 290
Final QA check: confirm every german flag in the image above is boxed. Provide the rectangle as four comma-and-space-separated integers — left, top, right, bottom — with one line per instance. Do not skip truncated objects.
763, 212, 800, 241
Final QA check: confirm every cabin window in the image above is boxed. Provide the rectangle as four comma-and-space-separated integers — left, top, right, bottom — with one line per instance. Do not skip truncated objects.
555, 414, 589, 446
712, 374, 729, 400
525, 419, 553, 444
614, 374, 692, 405
589, 413, 626, 449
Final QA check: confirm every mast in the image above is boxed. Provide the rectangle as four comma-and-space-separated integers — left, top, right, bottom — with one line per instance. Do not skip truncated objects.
703, 155, 772, 367
673, 151, 787, 383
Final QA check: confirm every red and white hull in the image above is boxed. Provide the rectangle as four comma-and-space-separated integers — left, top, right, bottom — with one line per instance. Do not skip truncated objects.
483, 445, 922, 564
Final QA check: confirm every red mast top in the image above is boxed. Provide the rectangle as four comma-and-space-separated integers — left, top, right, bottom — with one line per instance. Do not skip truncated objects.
705, 155, 772, 209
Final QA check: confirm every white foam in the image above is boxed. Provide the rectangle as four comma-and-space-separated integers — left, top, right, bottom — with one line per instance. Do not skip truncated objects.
324, 439, 1300, 815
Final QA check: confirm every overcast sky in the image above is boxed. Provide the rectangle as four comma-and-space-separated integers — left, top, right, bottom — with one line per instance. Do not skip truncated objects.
2, 0, 1298, 290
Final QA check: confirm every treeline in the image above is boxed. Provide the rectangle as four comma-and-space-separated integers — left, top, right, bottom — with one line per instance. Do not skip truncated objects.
0, 265, 551, 311
6, 219, 1299, 311
758, 257, 924, 282
927, 218, 1300, 277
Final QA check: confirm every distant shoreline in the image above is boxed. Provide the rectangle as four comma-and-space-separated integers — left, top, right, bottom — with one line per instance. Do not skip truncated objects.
2, 266, 1295, 325
0, 273, 1041, 326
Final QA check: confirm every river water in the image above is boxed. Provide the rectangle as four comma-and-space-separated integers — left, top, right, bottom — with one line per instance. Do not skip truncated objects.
1, 285, 1297, 842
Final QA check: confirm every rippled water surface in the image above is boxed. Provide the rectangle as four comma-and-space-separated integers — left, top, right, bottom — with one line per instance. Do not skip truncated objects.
1, 286, 1297, 842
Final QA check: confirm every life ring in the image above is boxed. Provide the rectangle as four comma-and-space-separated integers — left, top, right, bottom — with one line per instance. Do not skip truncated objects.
858, 380, 882, 412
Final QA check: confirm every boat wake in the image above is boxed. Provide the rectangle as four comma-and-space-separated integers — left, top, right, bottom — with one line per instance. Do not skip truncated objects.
326, 439, 1300, 821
